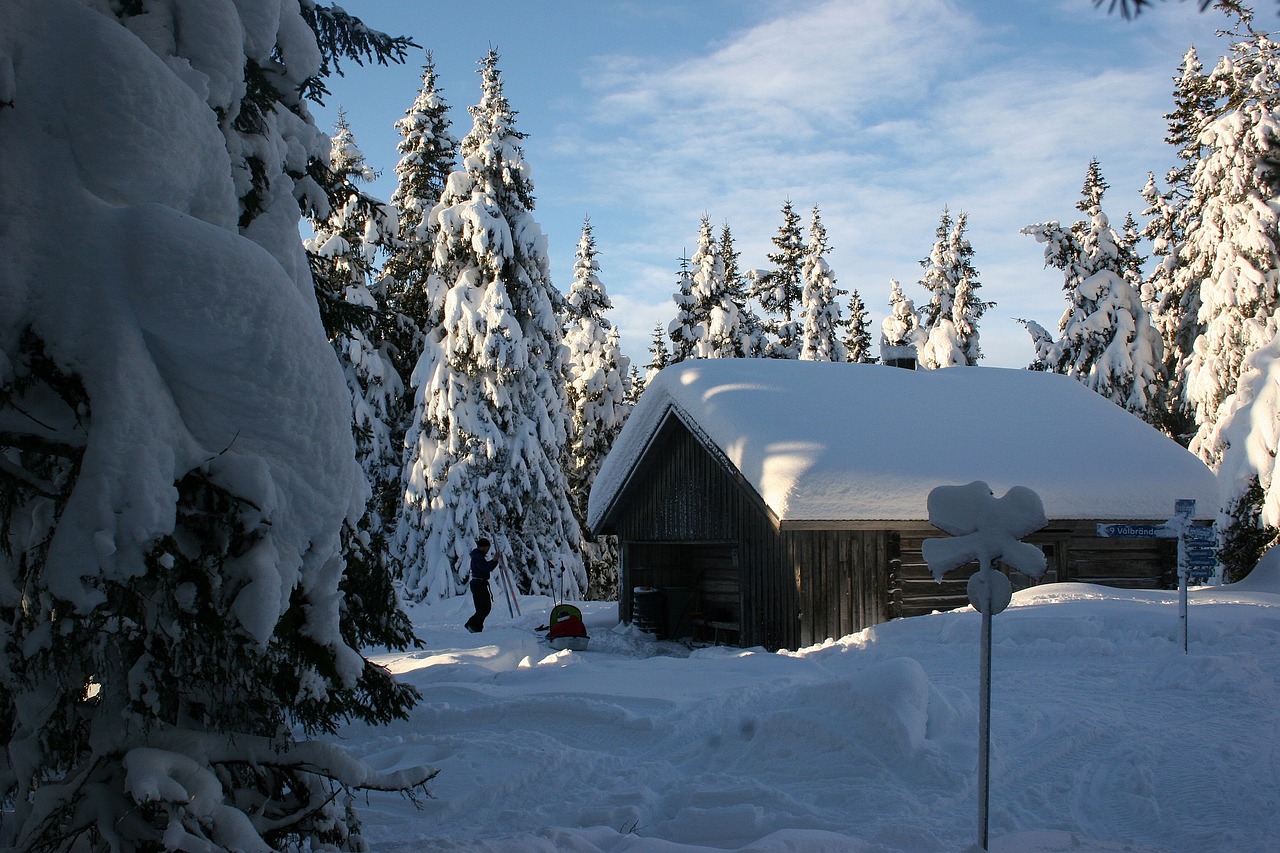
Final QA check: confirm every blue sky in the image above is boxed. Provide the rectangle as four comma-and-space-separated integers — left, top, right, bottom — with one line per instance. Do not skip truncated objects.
314, 0, 1235, 369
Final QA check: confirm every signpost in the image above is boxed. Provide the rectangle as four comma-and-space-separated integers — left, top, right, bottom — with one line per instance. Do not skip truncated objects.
1096, 500, 1218, 654
1183, 525, 1218, 583
923, 482, 1048, 852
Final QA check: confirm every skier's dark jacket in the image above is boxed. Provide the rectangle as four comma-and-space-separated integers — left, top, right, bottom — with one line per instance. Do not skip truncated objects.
469, 547, 498, 581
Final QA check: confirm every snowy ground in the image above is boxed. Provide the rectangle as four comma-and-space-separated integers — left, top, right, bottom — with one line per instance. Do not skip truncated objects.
335, 571, 1280, 852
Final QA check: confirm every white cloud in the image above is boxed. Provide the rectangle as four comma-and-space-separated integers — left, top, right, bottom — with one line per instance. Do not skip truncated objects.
590, 0, 976, 125
546, 0, 1229, 368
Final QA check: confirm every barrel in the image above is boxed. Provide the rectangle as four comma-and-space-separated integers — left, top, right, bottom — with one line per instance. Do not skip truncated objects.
632, 586, 661, 635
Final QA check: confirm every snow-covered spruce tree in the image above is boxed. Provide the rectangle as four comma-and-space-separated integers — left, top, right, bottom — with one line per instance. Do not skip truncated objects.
1173, 9, 1280, 577
721, 222, 768, 357
798, 206, 848, 362
1181, 12, 1280, 468
0, 3, 428, 850
1120, 213, 1146, 288
647, 321, 672, 381
563, 220, 632, 600
1022, 159, 1165, 422
917, 208, 991, 369
667, 254, 700, 363
1016, 318, 1057, 371
1212, 331, 1280, 580
306, 110, 402, 538
378, 53, 457, 540
1142, 47, 1215, 442
844, 288, 876, 363
382, 51, 458, 398
305, 113, 414, 669
396, 49, 583, 601
880, 278, 924, 367
687, 215, 753, 358
754, 200, 807, 358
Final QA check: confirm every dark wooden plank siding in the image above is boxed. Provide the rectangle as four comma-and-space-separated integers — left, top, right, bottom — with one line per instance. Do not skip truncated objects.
892, 521, 1178, 618
601, 412, 1180, 649
608, 416, 749, 544
611, 415, 893, 650
1064, 532, 1177, 588
787, 530, 890, 647
610, 417, 798, 649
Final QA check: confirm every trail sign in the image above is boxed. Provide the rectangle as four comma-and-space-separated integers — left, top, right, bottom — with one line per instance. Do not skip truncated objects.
1096, 523, 1171, 538
1097, 501, 1214, 655
1184, 525, 1216, 545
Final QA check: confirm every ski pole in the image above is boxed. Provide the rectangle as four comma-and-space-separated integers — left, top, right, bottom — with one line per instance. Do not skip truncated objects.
500, 554, 521, 616
480, 510, 521, 616
496, 555, 514, 618
480, 511, 514, 617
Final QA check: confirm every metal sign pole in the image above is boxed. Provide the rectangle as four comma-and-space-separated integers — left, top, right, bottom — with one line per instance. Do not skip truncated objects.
1179, 533, 1188, 655
967, 562, 1011, 852
1174, 499, 1193, 655
978, 601, 992, 850
923, 481, 1048, 853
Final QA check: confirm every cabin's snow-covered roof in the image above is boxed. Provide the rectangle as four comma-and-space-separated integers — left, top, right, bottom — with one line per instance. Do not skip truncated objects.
588, 360, 1218, 529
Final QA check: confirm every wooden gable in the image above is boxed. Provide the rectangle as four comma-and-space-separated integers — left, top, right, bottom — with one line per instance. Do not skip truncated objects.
596, 410, 892, 650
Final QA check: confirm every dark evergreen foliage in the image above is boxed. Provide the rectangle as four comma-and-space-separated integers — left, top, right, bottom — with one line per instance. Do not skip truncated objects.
647, 322, 671, 374
1095, 0, 1218, 18
383, 52, 458, 391
0, 329, 428, 850
1219, 476, 1279, 582
844, 289, 876, 363
298, 2, 418, 104
755, 201, 806, 357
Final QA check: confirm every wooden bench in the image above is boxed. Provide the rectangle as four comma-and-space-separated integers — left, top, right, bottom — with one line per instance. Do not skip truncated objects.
691, 616, 740, 645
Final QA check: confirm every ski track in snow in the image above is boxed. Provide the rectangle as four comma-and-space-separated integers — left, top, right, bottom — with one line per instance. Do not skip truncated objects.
336, 589, 1280, 852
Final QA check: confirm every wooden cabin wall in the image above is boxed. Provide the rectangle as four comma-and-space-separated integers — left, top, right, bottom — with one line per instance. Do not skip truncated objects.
786, 529, 891, 647
891, 521, 1178, 618
609, 418, 801, 650
606, 418, 899, 651
1060, 527, 1178, 588
602, 414, 1181, 646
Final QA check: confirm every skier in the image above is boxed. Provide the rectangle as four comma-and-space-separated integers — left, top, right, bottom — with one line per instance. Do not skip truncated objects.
464, 537, 499, 633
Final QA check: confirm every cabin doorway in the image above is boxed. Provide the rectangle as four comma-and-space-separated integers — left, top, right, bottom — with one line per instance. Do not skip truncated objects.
624, 542, 740, 643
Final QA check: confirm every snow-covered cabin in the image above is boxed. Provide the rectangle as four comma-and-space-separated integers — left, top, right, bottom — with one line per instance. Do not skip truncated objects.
587, 360, 1218, 651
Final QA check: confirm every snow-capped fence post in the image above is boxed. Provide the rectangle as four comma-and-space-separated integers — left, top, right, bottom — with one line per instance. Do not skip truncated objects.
922, 481, 1047, 852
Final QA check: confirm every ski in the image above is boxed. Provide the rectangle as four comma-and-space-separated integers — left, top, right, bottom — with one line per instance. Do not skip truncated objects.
498, 554, 522, 616
481, 509, 520, 617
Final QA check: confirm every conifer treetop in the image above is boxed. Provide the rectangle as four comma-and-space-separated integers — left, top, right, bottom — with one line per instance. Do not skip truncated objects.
1022, 160, 1164, 421
391, 51, 457, 236
798, 205, 848, 362
844, 288, 875, 364
566, 217, 612, 324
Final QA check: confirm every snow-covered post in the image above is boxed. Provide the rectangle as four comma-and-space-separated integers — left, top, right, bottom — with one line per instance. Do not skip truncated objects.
922, 481, 1047, 852
1167, 499, 1195, 654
